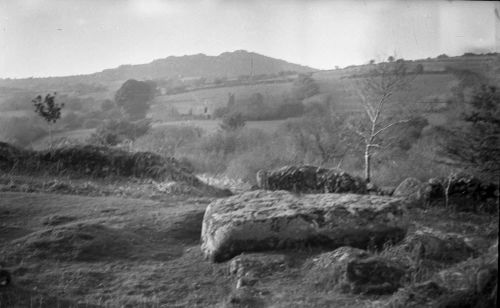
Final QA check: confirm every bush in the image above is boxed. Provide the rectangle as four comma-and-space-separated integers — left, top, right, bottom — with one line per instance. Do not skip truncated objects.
89, 118, 151, 146
220, 113, 246, 131
213, 92, 306, 121
0, 116, 47, 147
132, 125, 203, 157
83, 118, 102, 129
58, 111, 85, 130
0, 142, 200, 183
178, 127, 299, 180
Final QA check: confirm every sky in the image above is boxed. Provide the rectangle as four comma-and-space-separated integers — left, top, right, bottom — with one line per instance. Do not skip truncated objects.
0, 0, 498, 78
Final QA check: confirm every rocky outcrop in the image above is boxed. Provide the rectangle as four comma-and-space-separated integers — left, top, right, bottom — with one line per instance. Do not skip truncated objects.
229, 253, 288, 279
307, 247, 406, 295
256, 165, 367, 194
201, 190, 408, 262
393, 178, 426, 208
426, 173, 498, 212
385, 241, 498, 308
402, 231, 477, 263
393, 174, 498, 212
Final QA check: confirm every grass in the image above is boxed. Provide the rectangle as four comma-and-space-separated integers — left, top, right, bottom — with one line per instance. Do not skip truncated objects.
151, 82, 293, 117
0, 185, 497, 307
152, 119, 290, 135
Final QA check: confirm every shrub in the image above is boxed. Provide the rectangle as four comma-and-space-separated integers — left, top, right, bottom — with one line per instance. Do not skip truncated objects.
0, 142, 200, 184
58, 111, 85, 130
83, 118, 102, 129
132, 125, 203, 157
225, 143, 297, 183
220, 113, 246, 131
0, 116, 47, 147
89, 118, 151, 146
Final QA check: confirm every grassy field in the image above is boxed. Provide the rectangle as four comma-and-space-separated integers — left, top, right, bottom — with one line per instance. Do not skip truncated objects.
153, 119, 290, 134
0, 188, 497, 307
151, 82, 293, 117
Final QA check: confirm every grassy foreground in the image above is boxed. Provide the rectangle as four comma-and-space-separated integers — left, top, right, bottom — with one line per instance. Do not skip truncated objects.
0, 187, 497, 307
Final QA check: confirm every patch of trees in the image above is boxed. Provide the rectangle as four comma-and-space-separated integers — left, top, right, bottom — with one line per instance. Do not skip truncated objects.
213, 74, 319, 121
115, 79, 157, 120
440, 83, 500, 181
283, 112, 355, 167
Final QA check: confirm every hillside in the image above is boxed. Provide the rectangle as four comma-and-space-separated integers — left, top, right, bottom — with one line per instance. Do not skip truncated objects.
0, 50, 316, 93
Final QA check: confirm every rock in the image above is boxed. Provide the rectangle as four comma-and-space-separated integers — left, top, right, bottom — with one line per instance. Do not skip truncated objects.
224, 288, 266, 308
0, 269, 11, 287
393, 177, 425, 208
255, 170, 269, 190
346, 256, 406, 294
41, 215, 77, 226
378, 186, 395, 196
385, 281, 446, 308
385, 242, 498, 308
235, 274, 258, 289
428, 173, 498, 212
309, 246, 370, 270
433, 259, 498, 308
308, 247, 405, 295
318, 169, 367, 194
268, 165, 324, 193
229, 253, 288, 278
434, 251, 497, 292
402, 231, 477, 263
256, 165, 367, 194
201, 190, 408, 262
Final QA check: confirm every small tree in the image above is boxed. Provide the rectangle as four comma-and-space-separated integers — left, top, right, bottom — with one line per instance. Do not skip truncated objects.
351, 59, 416, 182
32, 93, 64, 148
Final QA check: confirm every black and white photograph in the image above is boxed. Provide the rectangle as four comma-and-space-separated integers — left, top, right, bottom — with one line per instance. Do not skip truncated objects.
0, 0, 498, 307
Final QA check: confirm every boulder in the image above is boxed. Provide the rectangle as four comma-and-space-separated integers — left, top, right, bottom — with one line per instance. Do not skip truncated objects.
378, 186, 395, 196
402, 231, 477, 263
393, 177, 425, 207
256, 165, 367, 194
307, 247, 405, 295
201, 190, 408, 262
346, 256, 406, 295
318, 169, 367, 194
229, 253, 288, 278
384, 281, 446, 308
427, 174, 498, 212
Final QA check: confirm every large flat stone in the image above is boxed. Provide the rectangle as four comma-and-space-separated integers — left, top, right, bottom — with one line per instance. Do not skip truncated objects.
201, 190, 408, 262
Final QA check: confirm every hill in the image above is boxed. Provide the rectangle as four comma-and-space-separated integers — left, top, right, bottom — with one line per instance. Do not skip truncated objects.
0, 50, 317, 93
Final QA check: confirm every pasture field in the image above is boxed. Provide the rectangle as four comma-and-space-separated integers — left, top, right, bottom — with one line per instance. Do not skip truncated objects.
151, 72, 458, 118
151, 82, 294, 116
152, 119, 289, 134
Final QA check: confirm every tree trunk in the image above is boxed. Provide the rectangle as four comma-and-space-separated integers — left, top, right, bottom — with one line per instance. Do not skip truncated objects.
364, 147, 371, 183
48, 123, 53, 149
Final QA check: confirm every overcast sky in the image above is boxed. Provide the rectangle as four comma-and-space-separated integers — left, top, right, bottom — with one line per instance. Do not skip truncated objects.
0, 0, 498, 78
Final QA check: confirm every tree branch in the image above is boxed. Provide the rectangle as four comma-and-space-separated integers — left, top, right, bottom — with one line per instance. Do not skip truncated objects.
373, 119, 410, 138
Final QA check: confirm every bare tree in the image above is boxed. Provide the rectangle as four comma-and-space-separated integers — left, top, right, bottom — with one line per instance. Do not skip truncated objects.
351, 59, 416, 182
